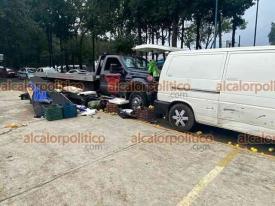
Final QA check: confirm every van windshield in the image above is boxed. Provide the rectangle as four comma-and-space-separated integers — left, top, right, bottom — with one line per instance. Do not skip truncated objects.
123, 57, 148, 71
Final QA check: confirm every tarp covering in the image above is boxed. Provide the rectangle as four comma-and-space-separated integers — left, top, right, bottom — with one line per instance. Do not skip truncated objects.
29, 81, 52, 103
132, 44, 185, 53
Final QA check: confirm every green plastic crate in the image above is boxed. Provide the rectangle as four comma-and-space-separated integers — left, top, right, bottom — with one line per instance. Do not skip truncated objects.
44, 105, 63, 121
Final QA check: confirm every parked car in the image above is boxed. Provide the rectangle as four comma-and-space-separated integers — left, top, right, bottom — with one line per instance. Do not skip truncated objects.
6, 68, 16, 78
156, 59, 165, 70
0, 66, 7, 78
55, 65, 87, 73
17, 67, 36, 79
66, 69, 88, 74
36, 67, 58, 73
68, 65, 87, 70
0, 67, 17, 78
155, 46, 275, 139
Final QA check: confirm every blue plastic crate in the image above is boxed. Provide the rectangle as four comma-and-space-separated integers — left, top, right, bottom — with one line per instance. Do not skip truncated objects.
63, 104, 77, 119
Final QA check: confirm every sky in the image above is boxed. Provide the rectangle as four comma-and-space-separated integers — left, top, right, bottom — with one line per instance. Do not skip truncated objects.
225, 0, 275, 46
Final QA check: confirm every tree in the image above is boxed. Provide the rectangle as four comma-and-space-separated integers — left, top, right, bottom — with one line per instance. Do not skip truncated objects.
0, 0, 45, 67
190, 0, 215, 49
70, 0, 89, 70
84, 0, 120, 69
31, 0, 77, 68
268, 23, 275, 45
222, 0, 254, 47
0, 0, 256, 68
164, 0, 192, 47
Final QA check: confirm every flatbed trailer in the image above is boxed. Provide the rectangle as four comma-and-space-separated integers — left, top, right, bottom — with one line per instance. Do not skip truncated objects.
35, 72, 97, 82
35, 71, 99, 91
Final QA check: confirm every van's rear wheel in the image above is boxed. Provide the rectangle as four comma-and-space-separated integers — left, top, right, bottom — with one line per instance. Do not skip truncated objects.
169, 104, 195, 132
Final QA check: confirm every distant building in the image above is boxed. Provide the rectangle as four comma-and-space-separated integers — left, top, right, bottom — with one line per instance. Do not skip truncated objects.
0, 54, 3, 62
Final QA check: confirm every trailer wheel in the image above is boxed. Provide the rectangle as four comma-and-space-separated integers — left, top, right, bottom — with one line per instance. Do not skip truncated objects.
129, 92, 148, 111
169, 103, 195, 132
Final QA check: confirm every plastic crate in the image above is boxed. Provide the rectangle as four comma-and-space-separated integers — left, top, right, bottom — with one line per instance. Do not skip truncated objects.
105, 103, 119, 113
44, 105, 63, 121
63, 103, 77, 119
135, 108, 156, 122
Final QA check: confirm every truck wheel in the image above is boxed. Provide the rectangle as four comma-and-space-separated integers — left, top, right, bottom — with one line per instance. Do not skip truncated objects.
129, 92, 148, 110
169, 104, 195, 132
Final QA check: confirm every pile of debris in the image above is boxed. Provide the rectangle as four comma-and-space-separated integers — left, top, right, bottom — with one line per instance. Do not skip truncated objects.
21, 77, 157, 123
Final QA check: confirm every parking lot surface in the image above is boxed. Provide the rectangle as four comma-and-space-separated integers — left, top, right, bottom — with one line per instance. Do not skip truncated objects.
0, 91, 275, 206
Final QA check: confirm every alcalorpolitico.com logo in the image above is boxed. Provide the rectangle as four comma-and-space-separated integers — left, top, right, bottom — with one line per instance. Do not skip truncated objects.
131, 132, 214, 145
23, 132, 105, 146
0, 80, 85, 91
217, 80, 275, 94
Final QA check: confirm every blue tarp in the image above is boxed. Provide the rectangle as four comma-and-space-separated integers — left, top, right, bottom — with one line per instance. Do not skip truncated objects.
28, 81, 52, 103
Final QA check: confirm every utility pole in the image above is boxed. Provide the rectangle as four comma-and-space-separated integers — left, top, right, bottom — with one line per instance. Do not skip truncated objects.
238, 35, 241, 47
214, 0, 219, 48
254, 0, 260, 46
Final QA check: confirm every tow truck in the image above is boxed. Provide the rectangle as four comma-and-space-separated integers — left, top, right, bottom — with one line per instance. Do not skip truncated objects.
35, 44, 183, 109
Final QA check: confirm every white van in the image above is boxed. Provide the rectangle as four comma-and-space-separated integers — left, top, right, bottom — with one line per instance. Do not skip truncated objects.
155, 46, 275, 140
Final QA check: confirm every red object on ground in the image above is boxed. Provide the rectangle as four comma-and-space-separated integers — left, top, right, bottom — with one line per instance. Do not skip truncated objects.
105, 74, 121, 94
105, 102, 119, 113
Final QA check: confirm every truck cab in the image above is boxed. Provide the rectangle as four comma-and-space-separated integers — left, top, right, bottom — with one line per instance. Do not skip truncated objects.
95, 54, 157, 110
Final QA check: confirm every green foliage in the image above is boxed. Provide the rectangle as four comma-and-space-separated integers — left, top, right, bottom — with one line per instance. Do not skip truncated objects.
0, 0, 255, 68
113, 35, 136, 54
0, 0, 46, 67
